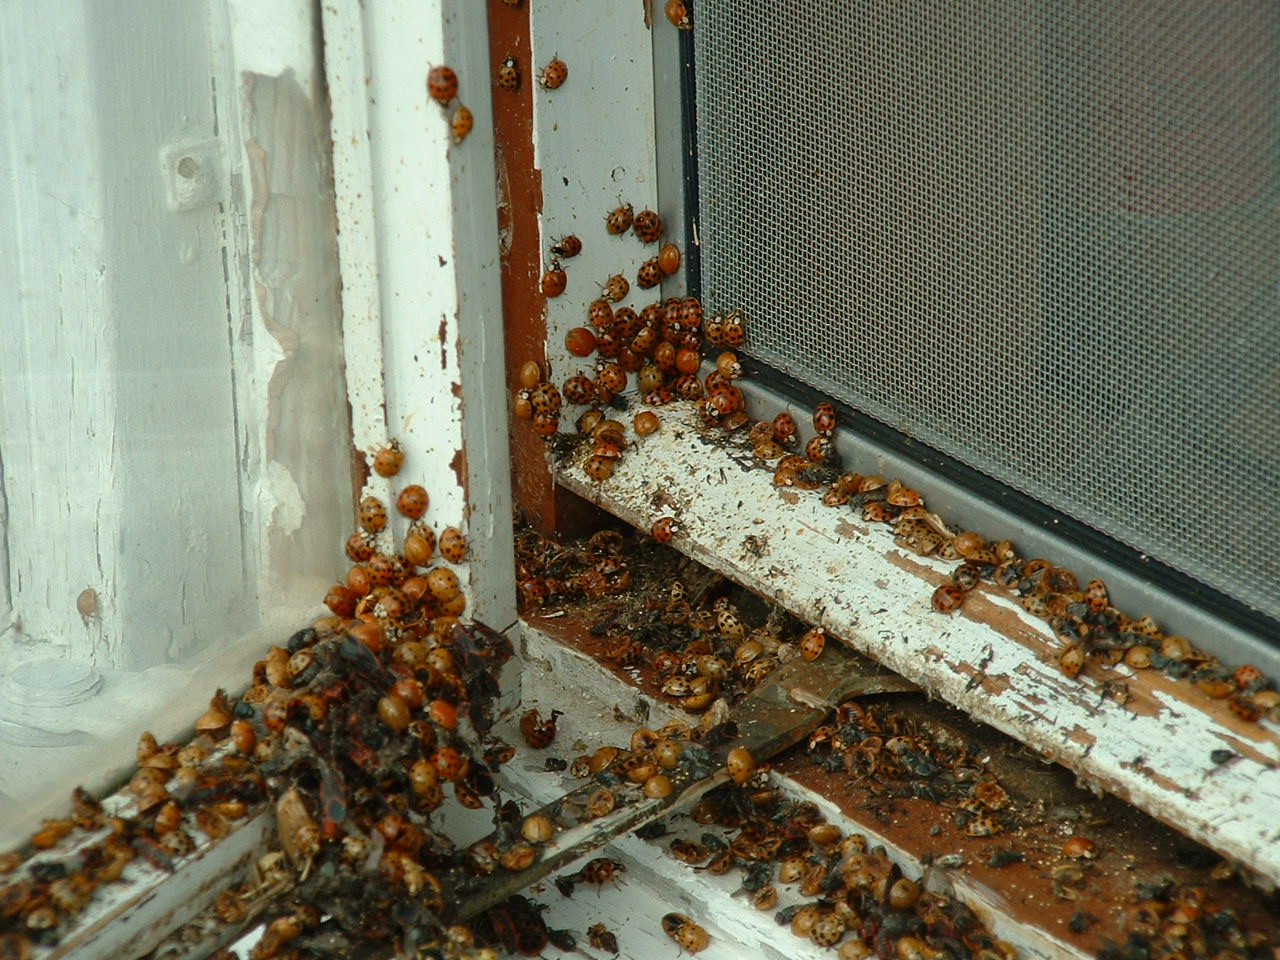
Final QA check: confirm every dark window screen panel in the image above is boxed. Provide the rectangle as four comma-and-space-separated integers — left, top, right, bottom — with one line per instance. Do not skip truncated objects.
693, 1, 1280, 623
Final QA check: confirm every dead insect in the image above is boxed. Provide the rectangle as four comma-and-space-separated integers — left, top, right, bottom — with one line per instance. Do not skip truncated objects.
587, 922, 619, 954
519, 707, 563, 748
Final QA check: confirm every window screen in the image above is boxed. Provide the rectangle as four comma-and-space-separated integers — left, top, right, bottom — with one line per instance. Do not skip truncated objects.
693, 1, 1280, 623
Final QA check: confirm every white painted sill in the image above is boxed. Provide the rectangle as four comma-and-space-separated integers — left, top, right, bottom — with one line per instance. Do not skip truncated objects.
550, 399, 1280, 888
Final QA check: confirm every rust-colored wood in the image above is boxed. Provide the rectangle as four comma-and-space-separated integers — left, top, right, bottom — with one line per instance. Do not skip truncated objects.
488, 6, 615, 540
488, 3, 555, 533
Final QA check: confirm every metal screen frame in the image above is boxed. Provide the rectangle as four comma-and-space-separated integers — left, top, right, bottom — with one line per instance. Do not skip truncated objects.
673, 1, 1280, 660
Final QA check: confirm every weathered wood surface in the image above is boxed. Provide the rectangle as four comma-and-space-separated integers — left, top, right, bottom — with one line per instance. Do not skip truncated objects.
556, 401, 1280, 885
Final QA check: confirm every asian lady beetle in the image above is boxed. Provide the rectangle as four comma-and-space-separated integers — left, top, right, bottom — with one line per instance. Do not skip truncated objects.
813, 402, 837, 437
532, 411, 560, 437
551, 234, 582, 258
703, 314, 725, 346
636, 258, 662, 289
439, 526, 467, 563
805, 436, 832, 463
651, 516, 678, 543
664, 0, 693, 30
427, 65, 459, 105
605, 203, 634, 235
601, 274, 629, 303
562, 373, 596, 405
613, 305, 641, 338
932, 583, 967, 614
451, 105, 473, 143
722, 310, 746, 347
496, 56, 520, 91
397, 484, 430, 519
519, 707, 562, 748
799, 627, 826, 661
632, 209, 664, 244
771, 411, 798, 444
584, 455, 615, 482
346, 530, 377, 562
726, 746, 756, 785
662, 914, 708, 953
580, 857, 625, 887
432, 746, 467, 782
539, 57, 568, 90
658, 242, 681, 274
564, 326, 597, 357
596, 362, 627, 394
403, 524, 437, 566
359, 495, 388, 533
715, 351, 741, 380
529, 381, 562, 415
373, 441, 405, 477
586, 299, 615, 332
541, 262, 567, 298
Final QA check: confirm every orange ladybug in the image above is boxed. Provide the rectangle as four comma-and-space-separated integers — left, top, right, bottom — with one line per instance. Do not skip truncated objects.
519, 707, 562, 748
605, 203, 634, 235
552, 234, 582, 258
427, 65, 459, 104
539, 57, 568, 90
632, 209, 664, 244
651, 516, 678, 543
496, 56, 520, 92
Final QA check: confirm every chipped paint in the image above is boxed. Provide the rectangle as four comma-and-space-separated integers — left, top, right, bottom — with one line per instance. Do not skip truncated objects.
556, 400, 1280, 885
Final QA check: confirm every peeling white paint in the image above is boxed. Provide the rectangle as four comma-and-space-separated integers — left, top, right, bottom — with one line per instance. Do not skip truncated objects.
556, 400, 1280, 886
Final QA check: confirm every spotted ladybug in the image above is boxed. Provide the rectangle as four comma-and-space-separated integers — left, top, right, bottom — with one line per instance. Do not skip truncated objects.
605, 203, 634, 235
541, 262, 567, 298
805, 436, 832, 463
722, 310, 746, 347
799, 627, 826, 661
559, 374, 593, 406
813, 402, 837, 437
932, 583, 967, 614
427, 65, 459, 105
359, 495, 388, 533
584, 455, 615, 481
439, 526, 467, 563
632, 209, 663, 244
529, 381, 563, 416
451, 105, 473, 143
539, 57, 568, 90
373, 440, 405, 478
772, 412, 798, 444
496, 56, 520, 92
551, 234, 582, 258
651, 516, 678, 543
636, 258, 662, 289
519, 707, 562, 748
397, 484, 430, 519
601, 274, 629, 303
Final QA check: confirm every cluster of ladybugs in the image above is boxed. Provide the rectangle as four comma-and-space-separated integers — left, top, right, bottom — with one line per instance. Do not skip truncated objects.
651, 765, 1016, 959
427, 64, 476, 144
788, 443, 1280, 723
0, 609, 517, 960
322, 441, 472, 629
806, 699, 1012, 840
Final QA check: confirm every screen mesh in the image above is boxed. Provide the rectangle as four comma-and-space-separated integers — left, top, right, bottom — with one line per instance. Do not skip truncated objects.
694, 1, 1280, 624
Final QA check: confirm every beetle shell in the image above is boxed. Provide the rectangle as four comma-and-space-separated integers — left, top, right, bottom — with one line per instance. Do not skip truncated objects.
726, 746, 756, 785
451, 104, 474, 143
651, 516, 678, 543
539, 57, 568, 90
632, 209, 664, 244
496, 55, 520, 91
605, 204, 634, 235
427, 65, 459, 104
